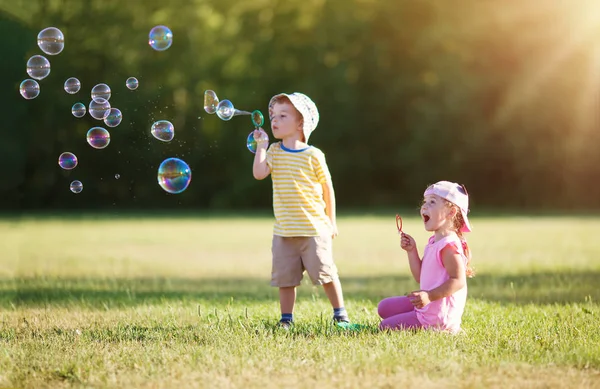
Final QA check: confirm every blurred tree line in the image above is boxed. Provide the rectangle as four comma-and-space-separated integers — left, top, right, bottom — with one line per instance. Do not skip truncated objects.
1, 0, 600, 212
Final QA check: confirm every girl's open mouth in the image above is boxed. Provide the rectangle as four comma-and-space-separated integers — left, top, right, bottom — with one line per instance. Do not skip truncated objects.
422, 215, 430, 223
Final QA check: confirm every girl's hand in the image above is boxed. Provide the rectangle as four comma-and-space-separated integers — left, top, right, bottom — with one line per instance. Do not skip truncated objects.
253, 128, 269, 149
407, 290, 431, 308
400, 232, 417, 253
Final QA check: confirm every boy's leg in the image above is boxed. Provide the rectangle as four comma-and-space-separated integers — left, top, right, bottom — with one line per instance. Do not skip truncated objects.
279, 286, 296, 316
271, 235, 303, 326
322, 280, 349, 322
322, 279, 344, 308
301, 235, 349, 322
378, 296, 414, 319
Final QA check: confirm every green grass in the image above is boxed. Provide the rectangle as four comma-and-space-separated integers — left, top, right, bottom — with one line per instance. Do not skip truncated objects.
1, 215, 599, 388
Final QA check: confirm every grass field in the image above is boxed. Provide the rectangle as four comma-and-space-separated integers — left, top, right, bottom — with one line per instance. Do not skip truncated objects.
1, 214, 599, 388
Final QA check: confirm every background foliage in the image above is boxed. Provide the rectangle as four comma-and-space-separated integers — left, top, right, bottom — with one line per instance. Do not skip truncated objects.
2, 0, 600, 211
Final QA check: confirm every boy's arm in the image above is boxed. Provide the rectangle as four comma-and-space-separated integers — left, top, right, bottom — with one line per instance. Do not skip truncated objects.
252, 129, 270, 180
321, 181, 338, 238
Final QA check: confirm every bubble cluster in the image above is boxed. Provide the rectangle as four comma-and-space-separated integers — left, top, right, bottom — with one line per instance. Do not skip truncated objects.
58, 152, 78, 170
149, 25, 173, 51
37, 27, 64, 55
70, 180, 83, 194
86, 127, 111, 149
72, 102, 86, 118
26, 55, 51, 80
103, 108, 122, 127
151, 120, 175, 142
19, 79, 40, 100
91, 83, 111, 102
126, 77, 139, 90
157, 158, 191, 194
64, 77, 81, 94
89, 98, 111, 120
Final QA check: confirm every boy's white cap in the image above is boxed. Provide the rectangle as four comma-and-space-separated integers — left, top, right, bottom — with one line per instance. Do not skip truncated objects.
269, 92, 319, 142
424, 181, 472, 232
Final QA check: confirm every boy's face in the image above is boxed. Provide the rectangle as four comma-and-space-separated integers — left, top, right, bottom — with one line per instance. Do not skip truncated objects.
269, 102, 303, 141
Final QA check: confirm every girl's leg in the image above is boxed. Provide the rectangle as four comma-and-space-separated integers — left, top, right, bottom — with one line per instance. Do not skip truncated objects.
380, 310, 422, 331
377, 296, 414, 319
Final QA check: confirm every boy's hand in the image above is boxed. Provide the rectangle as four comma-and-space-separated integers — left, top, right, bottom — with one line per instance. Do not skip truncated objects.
407, 290, 431, 308
331, 223, 338, 239
253, 128, 269, 149
400, 232, 416, 253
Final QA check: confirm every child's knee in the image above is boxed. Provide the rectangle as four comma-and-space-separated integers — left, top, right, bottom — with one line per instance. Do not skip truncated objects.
379, 318, 393, 331
377, 299, 390, 318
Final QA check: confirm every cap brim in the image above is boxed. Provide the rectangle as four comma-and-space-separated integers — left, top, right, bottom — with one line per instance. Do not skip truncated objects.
460, 209, 472, 232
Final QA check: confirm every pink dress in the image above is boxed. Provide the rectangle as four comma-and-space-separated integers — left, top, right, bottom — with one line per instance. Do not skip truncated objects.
415, 234, 468, 332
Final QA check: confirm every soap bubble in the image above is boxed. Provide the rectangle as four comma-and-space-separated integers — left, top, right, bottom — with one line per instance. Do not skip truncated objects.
86, 127, 110, 149
72, 102, 86, 118
70, 180, 83, 194
246, 132, 257, 154
126, 77, 138, 90
19, 79, 40, 100
216, 100, 235, 121
64, 77, 81, 94
151, 120, 174, 142
157, 158, 191, 194
37, 27, 64, 55
91, 83, 111, 102
89, 98, 111, 120
103, 108, 122, 127
58, 152, 78, 170
204, 90, 219, 114
149, 25, 173, 51
26, 55, 51, 80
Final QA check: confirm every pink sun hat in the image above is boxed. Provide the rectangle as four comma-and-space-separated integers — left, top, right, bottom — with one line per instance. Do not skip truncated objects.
424, 181, 472, 232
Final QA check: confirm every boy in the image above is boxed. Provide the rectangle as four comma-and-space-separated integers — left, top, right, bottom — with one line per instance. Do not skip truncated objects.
252, 92, 349, 328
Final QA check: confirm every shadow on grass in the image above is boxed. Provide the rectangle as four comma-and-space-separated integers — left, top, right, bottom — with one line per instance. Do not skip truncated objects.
1, 270, 598, 308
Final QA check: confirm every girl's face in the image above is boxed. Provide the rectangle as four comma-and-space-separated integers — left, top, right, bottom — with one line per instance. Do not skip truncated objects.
420, 194, 455, 232
269, 102, 303, 141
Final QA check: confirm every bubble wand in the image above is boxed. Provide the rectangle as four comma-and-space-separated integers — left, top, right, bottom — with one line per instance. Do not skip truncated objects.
396, 214, 403, 233
246, 111, 265, 153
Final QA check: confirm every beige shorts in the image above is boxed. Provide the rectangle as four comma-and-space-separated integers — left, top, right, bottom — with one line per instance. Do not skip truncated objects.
270, 235, 339, 287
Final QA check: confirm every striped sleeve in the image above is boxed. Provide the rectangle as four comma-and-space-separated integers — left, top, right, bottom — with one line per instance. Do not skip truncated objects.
311, 150, 331, 184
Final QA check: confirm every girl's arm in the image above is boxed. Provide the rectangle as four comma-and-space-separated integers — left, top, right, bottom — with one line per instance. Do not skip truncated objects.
408, 245, 466, 308
427, 246, 466, 300
401, 233, 421, 283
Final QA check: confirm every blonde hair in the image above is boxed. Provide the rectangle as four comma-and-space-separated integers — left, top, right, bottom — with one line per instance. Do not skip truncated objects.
446, 202, 475, 278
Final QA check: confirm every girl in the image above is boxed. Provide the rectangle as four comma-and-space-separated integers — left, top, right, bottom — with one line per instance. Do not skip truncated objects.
378, 181, 474, 333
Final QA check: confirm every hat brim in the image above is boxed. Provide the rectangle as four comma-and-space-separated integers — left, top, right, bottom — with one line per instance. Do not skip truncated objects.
460, 209, 472, 233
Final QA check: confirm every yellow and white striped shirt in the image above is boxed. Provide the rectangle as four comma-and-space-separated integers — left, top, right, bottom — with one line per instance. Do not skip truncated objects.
266, 142, 333, 237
